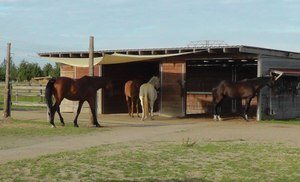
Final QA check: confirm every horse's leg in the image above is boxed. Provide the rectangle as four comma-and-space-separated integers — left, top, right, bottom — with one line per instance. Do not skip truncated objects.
135, 97, 140, 117
50, 102, 59, 128
150, 99, 155, 120
73, 100, 84, 127
131, 98, 134, 117
243, 97, 253, 121
215, 99, 223, 121
57, 105, 65, 126
213, 96, 223, 121
88, 98, 100, 127
126, 96, 131, 117
139, 96, 145, 121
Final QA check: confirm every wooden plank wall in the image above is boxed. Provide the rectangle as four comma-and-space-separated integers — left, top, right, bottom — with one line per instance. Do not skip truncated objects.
160, 61, 185, 117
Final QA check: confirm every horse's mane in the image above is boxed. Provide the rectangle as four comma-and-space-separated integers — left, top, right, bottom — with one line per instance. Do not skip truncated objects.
148, 76, 159, 85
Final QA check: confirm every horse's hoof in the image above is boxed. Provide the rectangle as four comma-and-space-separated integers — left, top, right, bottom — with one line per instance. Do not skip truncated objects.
51, 125, 56, 128
95, 124, 101, 127
74, 124, 79, 127
61, 123, 65, 127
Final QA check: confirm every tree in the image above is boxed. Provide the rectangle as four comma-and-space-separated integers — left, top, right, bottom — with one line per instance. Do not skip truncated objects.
17, 60, 42, 81
42, 63, 53, 77
10, 61, 18, 81
0, 59, 5, 81
51, 63, 60, 77
0, 59, 17, 81
31, 63, 42, 78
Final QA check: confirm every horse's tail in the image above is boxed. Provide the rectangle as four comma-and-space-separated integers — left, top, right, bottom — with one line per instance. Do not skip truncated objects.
45, 78, 56, 111
143, 95, 149, 118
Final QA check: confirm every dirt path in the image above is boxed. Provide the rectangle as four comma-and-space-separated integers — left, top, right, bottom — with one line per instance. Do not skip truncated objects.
1, 110, 300, 164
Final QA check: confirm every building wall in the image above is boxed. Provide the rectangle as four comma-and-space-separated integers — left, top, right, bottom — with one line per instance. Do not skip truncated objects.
160, 61, 186, 117
258, 55, 300, 120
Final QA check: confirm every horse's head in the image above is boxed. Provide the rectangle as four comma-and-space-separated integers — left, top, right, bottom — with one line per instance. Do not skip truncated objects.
105, 80, 114, 96
149, 76, 160, 89
266, 73, 280, 87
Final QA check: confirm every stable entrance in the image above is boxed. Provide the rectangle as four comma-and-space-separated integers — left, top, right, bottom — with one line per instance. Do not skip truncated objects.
102, 61, 159, 114
186, 61, 257, 116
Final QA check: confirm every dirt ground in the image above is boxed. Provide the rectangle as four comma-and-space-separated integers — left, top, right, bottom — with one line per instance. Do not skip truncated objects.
1, 110, 300, 164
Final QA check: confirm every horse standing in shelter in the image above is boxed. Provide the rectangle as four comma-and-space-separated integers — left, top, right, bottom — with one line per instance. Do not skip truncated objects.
212, 76, 277, 121
139, 76, 160, 120
124, 79, 142, 117
45, 76, 113, 128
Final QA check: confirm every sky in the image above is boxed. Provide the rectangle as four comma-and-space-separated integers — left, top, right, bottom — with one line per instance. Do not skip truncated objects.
0, 0, 300, 66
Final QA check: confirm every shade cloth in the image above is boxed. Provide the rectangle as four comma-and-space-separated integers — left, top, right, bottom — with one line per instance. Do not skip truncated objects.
43, 51, 199, 67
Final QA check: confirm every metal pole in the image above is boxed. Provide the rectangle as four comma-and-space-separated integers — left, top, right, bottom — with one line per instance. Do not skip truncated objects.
3, 43, 11, 119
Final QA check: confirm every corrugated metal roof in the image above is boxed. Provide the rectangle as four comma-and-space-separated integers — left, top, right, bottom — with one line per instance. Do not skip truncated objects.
38, 45, 300, 59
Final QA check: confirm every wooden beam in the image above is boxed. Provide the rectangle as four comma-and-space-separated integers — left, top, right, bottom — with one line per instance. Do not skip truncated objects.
207, 48, 222, 54
3, 43, 11, 119
223, 47, 239, 53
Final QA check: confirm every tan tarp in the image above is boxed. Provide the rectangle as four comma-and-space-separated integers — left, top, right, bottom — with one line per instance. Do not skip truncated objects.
44, 51, 199, 67
99, 52, 197, 65
44, 57, 103, 67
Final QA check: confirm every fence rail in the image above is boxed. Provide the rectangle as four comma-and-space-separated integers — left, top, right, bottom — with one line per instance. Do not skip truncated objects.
0, 82, 46, 107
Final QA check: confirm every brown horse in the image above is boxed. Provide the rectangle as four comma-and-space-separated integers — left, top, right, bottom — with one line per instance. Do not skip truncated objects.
212, 76, 276, 121
124, 79, 141, 117
45, 76, 113, 128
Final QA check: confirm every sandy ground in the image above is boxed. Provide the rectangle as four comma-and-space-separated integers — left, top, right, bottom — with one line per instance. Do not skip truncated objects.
0, 110, 300, 164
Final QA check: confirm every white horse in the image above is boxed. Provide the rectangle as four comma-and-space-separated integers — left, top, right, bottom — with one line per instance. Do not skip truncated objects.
139, 76, 160, 120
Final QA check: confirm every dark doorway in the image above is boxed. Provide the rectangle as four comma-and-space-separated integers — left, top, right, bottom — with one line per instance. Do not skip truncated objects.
102, 61, 159, 114
186, 61, 257, 116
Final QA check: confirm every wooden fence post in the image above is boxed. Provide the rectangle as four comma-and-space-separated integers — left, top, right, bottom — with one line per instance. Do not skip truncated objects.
88, 36, 98, 125
40, 84, 43, 103
3, 43, 12, 120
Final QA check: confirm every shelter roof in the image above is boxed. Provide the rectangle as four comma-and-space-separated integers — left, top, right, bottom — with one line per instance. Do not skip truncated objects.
38, 45, 300, 67
39, 45, 300, 59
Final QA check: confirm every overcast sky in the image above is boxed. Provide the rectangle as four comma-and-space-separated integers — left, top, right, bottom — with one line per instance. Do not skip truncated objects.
0, 0, 300, 66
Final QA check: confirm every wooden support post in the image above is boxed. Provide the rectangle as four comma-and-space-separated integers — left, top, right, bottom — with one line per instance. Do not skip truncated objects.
3, 43, 12, 120
88, 36, 97, 125
89, 36, 94, 77
40, 84, 43, 103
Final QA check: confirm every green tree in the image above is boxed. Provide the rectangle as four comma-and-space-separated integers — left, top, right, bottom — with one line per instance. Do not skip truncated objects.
10, 61, 18, 81
51, 63, 60, 77
0, 59, 18, 81
31, 63, 42, 78
17, 60, 31, 81
17, 60, 42, 81
42, 63, 53, 77
0, 60, 5, 81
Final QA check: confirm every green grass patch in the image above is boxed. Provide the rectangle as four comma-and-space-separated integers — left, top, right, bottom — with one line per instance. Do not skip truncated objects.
0, 119, 99, 137
260, 119, 300, 125
0, 141, 299, 181
0, 119, 103, 150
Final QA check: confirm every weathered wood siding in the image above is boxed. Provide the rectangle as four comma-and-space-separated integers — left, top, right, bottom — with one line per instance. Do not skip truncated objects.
160, 62, 186, 117
258, 55, 300, 120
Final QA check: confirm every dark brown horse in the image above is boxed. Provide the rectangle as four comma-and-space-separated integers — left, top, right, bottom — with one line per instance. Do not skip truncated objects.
124, 79, 141, 117
45, 76, 113, 128
212, 76, 276, 121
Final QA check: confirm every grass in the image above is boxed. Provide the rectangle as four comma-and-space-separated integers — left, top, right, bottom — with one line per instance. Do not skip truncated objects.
0, 119, 102, 150
260, 119, 300, 125
0, 141, 299, 181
